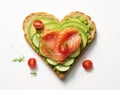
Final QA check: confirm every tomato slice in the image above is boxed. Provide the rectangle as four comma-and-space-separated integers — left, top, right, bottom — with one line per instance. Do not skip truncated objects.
33, 20, 43, 29
82, 60, 93, 70
28, 58, 37, 69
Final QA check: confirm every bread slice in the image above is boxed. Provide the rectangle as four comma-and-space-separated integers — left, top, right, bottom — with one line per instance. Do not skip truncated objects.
22, 11, 96, 79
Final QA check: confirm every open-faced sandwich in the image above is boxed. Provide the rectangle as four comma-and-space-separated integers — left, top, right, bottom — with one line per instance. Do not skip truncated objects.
23, 11, 96, 79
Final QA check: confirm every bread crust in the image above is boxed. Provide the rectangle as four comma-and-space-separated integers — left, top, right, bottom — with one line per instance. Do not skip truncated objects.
22, 11, 96, 79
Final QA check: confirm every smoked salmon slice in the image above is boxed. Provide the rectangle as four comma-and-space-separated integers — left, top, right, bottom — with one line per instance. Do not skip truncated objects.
40, 28, 81, 63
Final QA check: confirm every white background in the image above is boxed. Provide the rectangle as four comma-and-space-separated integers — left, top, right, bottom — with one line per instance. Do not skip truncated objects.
0, 0, 120, 90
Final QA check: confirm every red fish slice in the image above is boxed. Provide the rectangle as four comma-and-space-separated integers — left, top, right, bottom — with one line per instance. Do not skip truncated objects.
40, 28, 81, 63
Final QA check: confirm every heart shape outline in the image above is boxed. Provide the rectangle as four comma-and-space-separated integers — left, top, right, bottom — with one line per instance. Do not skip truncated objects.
23, 11, 96, 79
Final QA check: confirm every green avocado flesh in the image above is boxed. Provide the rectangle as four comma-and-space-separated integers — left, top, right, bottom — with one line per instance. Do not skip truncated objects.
29, 25, 36, 39
28, 14, 93, 72
60, 20, 88, 32
28, 16, 59, 38
44, 22, 59, 30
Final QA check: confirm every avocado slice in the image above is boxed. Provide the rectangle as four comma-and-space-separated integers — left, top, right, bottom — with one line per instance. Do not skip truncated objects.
28, 24, 36, 39
61, 18, 89, 32
37, 16, 59, 29
28, 16, 59, 38
44, 22, 59, 30
59, 21, 87, 32
32, 16, 58, 24
62, 14, 88, 24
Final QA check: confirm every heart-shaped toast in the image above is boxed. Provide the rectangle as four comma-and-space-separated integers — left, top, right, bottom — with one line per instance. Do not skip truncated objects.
23, 11, 96, 79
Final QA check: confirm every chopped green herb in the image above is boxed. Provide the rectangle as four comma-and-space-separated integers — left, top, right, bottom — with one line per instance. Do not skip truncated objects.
12, 55, 25, 62
62, 42, 67, 50
30, 70, 37, 76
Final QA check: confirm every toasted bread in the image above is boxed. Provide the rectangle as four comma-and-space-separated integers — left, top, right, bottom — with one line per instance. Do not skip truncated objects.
22, 11, 96, 79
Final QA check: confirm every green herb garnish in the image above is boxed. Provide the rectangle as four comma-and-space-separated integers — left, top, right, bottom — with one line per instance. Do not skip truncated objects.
30, 70, 37, 76
12, 55, 25, 62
